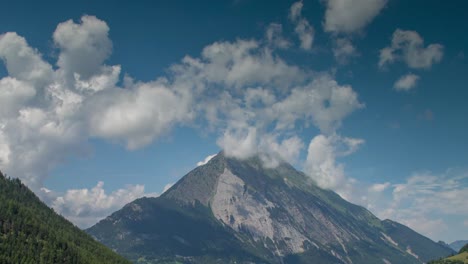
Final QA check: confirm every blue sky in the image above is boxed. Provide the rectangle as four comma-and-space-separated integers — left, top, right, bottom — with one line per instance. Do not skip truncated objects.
0, 0, 467, 242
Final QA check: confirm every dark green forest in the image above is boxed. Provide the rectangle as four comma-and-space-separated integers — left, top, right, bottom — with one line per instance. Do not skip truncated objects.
0, 171, 130, 264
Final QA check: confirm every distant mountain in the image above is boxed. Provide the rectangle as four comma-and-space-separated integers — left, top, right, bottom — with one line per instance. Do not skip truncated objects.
439, 241, 455, 251
0, 171, 131, 264
451, 241, 468, 252
88, 152, 453, 264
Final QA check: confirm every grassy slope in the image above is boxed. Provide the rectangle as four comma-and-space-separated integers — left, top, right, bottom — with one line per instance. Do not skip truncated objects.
446, 252, 468, 263
429, 243, 468, 264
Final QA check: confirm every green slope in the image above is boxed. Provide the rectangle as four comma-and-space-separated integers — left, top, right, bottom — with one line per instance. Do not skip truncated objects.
429, 244, 468, 264
0, 171, 131, 264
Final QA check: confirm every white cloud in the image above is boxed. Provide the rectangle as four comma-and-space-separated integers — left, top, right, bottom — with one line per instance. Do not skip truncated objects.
186, 39, 307, 90
47, 181, 157, 228
87, 80, 193, 150
217, 126, 258, 159
323, 0, 387, 34
289, 1, 314, 50
269, 75, 364, 133
304, 134, 364, 197
394, 73, 420, 91
53, 15, 112, 80
0, 32, 53, 86
217, 125, 304, 167
177, 38, 362, 164
0, 77, 36, 118
0, 16, 195, 189
197, 154, 217, 166
333, 38, 358, 64
258, 134, 303, 167
379, 29, 444, 69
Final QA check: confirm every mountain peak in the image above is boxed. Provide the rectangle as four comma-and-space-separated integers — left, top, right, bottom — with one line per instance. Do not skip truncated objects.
88, 153, 454, 264
163, 150, 308, 207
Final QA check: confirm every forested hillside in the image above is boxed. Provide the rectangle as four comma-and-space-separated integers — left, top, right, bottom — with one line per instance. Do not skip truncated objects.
0, 171, 130, 264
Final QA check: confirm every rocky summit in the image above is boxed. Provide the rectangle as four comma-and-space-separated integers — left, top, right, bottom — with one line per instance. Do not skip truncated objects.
87, 152, 454, 264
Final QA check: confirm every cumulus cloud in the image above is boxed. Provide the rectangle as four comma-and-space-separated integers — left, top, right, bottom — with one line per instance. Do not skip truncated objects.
321, 0, 385, 64
53, 16, 112, 81
394, 73, 420, 91
289, 1, 314, 50
87, 80, 193, 150
0, 14, 364, 226
323, 0, 387, 34
0, 32, 53, 86
304, 134, 364, 198
0, 16, 195, 189
44, 181, 157, 228
175, 38, 362, 163
379, 29, 444, 69
269, 75, 364, 132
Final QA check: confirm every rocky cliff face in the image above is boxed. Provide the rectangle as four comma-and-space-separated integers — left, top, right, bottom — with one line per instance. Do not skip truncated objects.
87, 152, 453, 264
